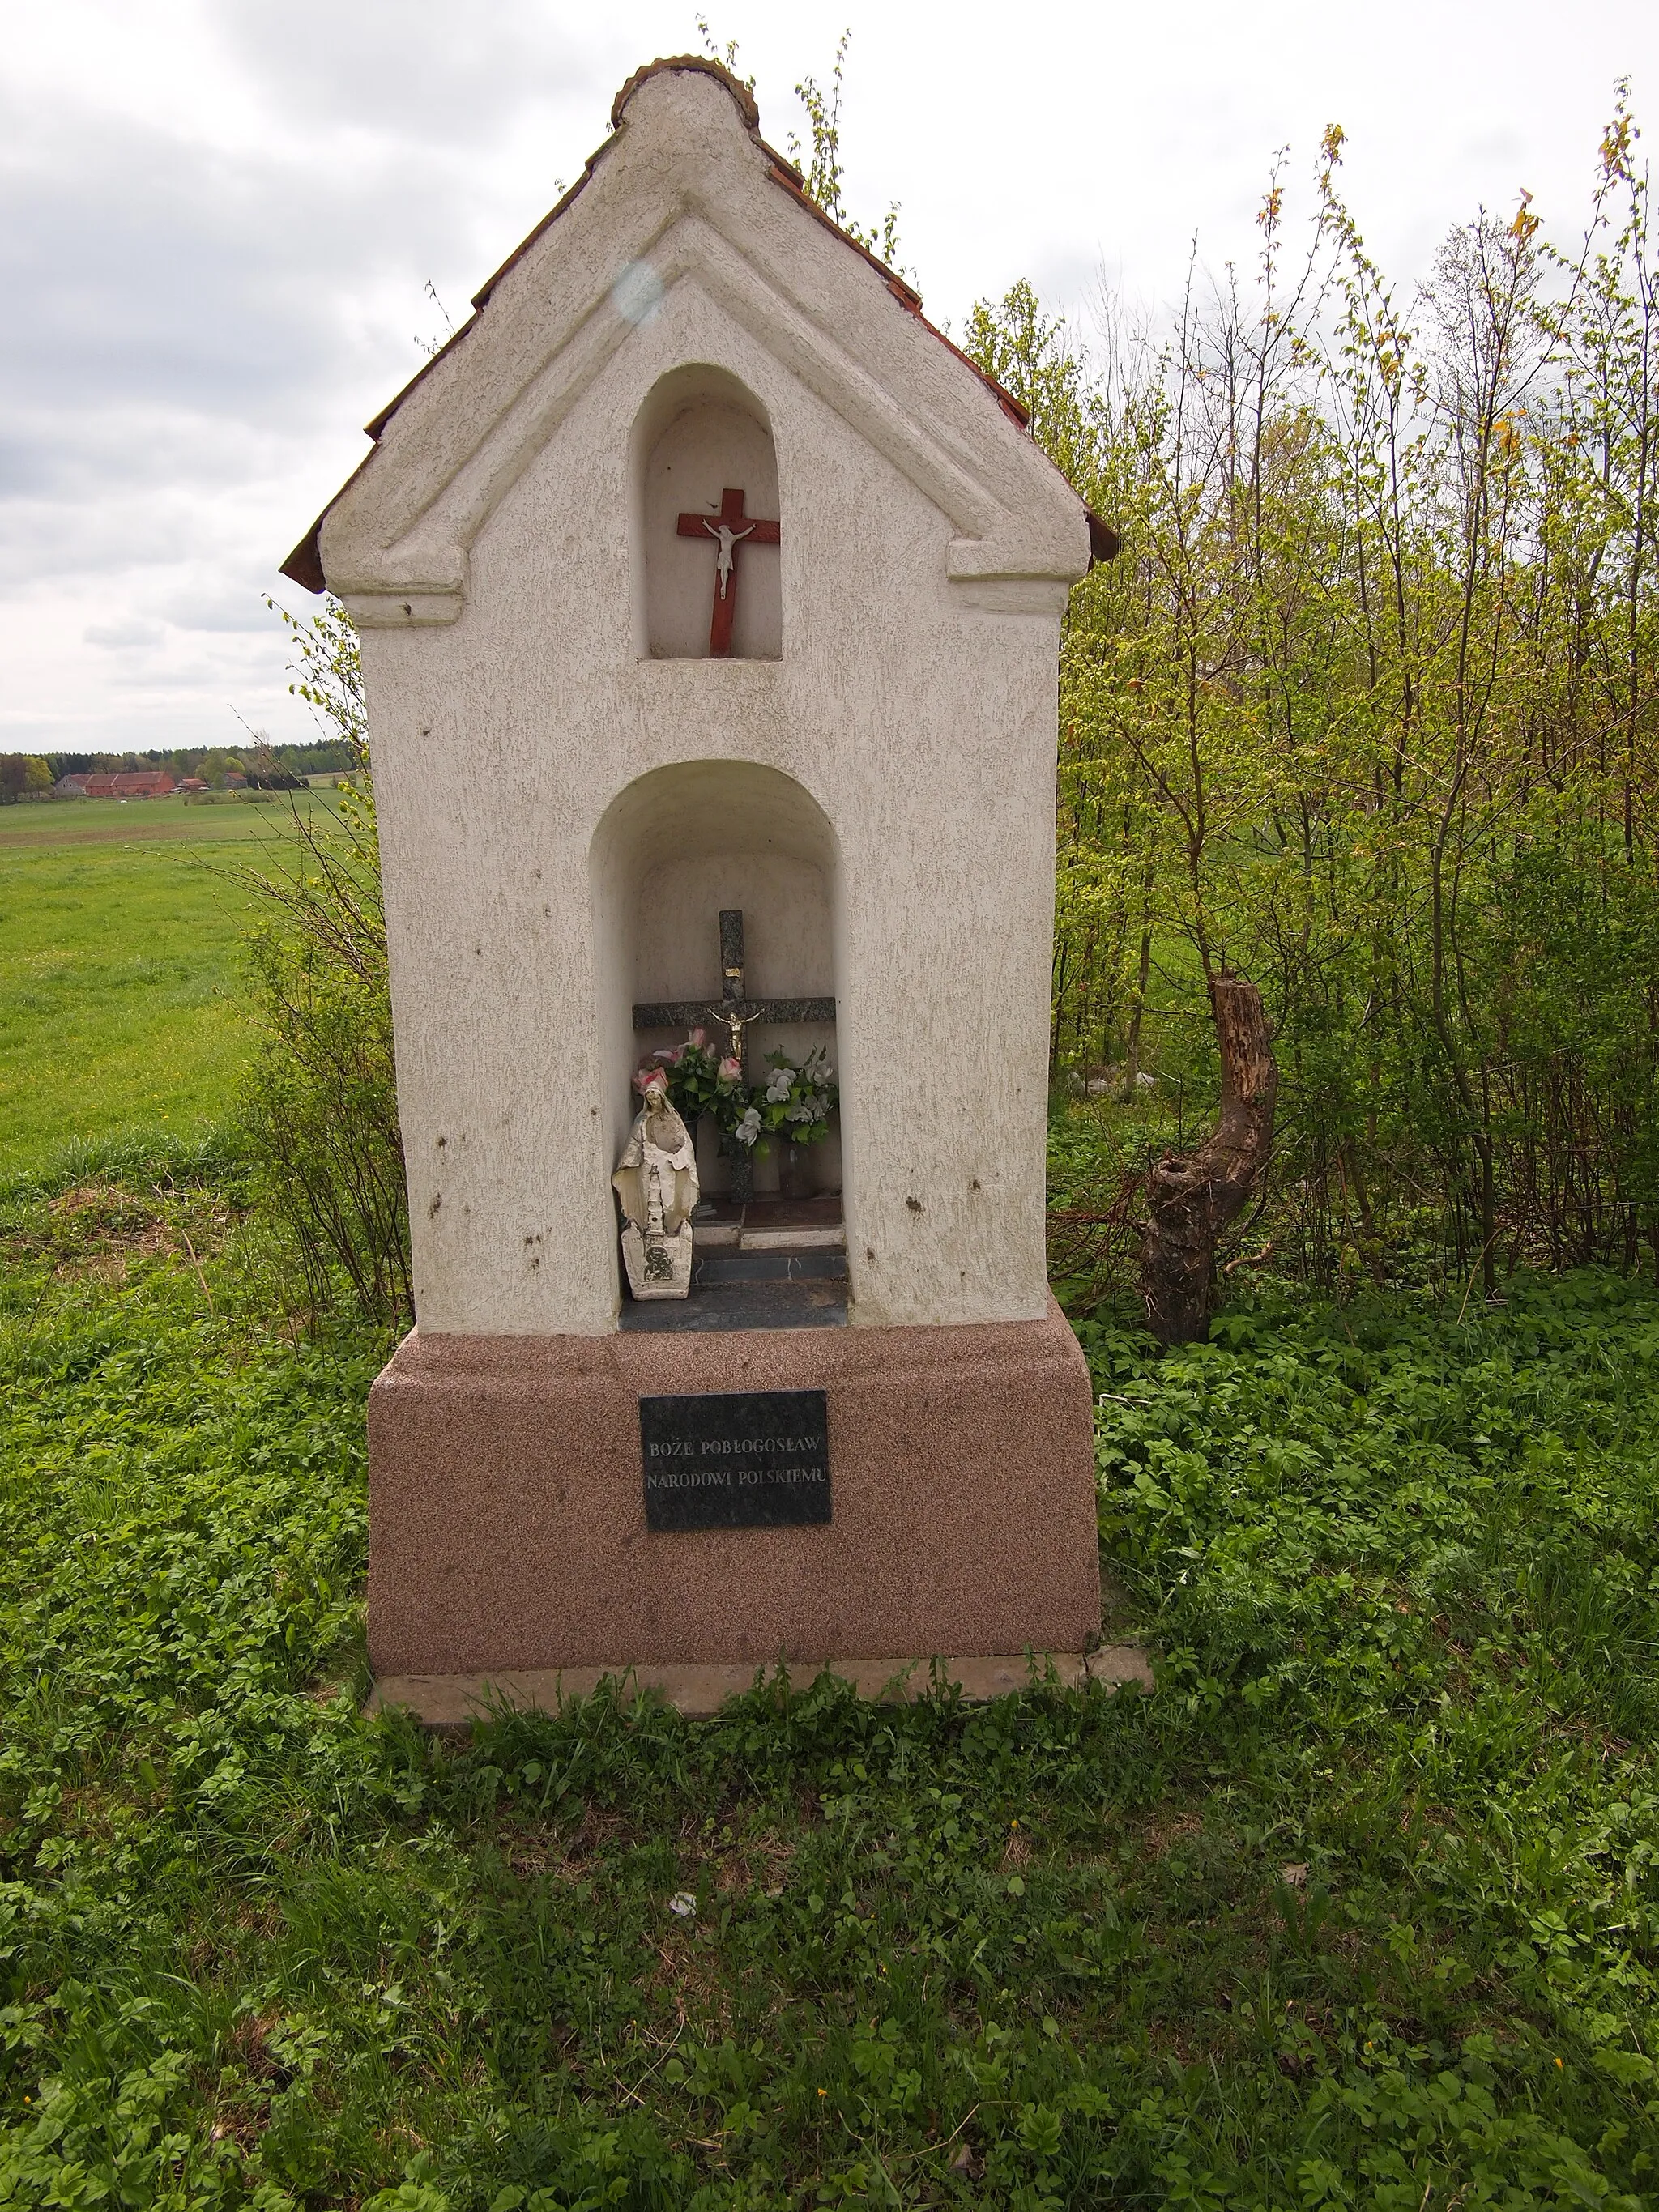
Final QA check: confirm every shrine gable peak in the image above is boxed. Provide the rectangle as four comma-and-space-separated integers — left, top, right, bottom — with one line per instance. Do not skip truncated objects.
284, 61, 1090, 628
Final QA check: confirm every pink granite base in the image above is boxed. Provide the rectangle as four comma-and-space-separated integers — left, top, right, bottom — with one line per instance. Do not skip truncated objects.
366, 1297, 1102, 1676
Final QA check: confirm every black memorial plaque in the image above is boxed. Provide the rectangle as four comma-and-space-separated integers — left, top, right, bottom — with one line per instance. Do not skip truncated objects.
639, 1389, 831, 1531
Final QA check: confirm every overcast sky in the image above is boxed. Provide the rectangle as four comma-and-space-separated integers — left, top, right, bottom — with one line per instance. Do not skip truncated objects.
4, 0, 1655, 757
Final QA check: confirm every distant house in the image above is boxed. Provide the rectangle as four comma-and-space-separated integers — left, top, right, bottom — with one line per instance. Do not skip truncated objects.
53, 774, 90, 797
83, 771, 175, 799
177, 777, 207, 793
224, 773, 247, 789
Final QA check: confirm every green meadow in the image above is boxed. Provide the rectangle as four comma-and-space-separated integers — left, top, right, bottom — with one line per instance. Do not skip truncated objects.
0, 795, 344, 1184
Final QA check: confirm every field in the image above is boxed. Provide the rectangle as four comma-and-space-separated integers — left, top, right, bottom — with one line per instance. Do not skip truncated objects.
2, 809, 1658, 2206
0, 794, 347, 1185
2, 1199, 1657, 2206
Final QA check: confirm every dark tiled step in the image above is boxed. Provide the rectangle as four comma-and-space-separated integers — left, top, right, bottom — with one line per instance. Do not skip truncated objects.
690, 1196, 842, 1230
740, 1196, 843, 1227
619, 1278, 847, 1332
693, 1248, 847, 1286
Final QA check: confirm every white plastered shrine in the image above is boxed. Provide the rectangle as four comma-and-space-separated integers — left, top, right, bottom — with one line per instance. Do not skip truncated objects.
284, 55, 1108, 1692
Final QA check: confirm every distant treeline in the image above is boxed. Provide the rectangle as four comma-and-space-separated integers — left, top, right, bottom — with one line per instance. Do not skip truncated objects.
970, 88, 1659, 1287
44, 739, 358, 780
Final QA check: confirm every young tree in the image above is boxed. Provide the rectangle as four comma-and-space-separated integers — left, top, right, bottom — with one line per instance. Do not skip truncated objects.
983, 92, 1659, 1302
0, 755, 51, 803
240, 599, 408, 1323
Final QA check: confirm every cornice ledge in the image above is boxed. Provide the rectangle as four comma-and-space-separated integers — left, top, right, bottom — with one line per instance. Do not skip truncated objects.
946, 533, 1089, 585
949, 577, 1074, 616
339, 588, 466, 629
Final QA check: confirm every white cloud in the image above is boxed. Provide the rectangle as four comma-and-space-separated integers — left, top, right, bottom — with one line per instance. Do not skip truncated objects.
2, 0, 1655, 750
83, 618, 164, 650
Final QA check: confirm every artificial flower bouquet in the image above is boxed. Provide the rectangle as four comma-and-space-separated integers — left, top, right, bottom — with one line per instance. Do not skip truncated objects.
736, 1045, 838, 1153
642, 1030, 838, 1156
646, 1029, 742, 1123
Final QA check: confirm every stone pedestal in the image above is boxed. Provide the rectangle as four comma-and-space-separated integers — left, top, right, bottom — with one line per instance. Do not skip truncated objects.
366, 1300, 1101, 1677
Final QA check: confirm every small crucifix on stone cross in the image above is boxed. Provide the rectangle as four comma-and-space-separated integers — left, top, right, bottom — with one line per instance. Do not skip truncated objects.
633, 910, 833, 1085
676, 488, 780, 658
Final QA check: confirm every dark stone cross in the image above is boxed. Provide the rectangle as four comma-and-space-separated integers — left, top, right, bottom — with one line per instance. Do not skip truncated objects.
676, 487, 780, 658
633, 910, 833, 1082
633, 910, 834, 1202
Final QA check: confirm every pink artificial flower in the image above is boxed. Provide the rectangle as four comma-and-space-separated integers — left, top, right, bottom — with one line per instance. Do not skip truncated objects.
688, 1026, 708, 1048
634, 1065, 668, 1097
719, 1055, 743, 1082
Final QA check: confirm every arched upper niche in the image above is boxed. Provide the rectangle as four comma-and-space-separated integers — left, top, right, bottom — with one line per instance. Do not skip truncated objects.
589, 761, 839, 1204
633, 365, 783, 660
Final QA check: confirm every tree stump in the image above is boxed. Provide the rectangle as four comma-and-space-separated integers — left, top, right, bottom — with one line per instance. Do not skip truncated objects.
1140, 975, 1278, 1344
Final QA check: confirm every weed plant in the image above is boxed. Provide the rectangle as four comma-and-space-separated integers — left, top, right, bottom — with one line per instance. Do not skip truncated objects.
2, 1156, 1657, 2206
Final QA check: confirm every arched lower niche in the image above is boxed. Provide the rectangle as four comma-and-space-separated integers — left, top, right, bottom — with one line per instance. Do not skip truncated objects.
633, 364, 783, 660
590, 761, 840, 1211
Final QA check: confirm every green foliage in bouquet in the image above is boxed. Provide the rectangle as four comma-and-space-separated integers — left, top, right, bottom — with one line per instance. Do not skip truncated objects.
647, 1034, 838, 1157
648, 1030, 743, 1129
739, 1046, 838, 1155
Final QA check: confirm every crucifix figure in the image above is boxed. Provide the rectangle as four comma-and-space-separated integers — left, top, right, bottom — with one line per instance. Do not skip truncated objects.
709, 1002, 757, 1066
676, 487, 781, 658
633, 908, 834, 1200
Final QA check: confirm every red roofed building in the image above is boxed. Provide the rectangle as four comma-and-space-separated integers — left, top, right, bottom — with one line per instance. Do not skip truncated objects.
83, 770, 174, 799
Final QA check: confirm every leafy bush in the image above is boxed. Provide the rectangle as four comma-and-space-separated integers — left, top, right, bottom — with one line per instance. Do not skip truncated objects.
237, 602, 411, 1327
0, 754, 52, 803
974, 100, 1659, 1287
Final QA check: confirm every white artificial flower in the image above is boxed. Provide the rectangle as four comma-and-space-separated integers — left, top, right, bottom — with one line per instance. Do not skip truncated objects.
766, 1071, 791, 1102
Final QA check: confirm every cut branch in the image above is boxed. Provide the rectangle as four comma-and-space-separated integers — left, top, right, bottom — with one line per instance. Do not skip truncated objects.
1139, 974, 1279, 1343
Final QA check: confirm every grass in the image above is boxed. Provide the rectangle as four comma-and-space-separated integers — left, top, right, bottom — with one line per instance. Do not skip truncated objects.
4, 836, 1657, 2201
0, 795, 347, 1186
2, 1151, 1657, 2207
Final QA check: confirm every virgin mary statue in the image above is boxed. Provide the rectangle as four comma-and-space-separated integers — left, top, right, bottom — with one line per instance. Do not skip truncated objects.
612, 1066, 699, 1298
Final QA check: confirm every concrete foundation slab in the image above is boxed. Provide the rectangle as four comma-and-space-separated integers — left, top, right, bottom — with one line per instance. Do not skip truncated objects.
368, 1644, 1153, 1728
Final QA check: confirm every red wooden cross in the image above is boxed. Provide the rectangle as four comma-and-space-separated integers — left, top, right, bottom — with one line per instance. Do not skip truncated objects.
675, 486, 781, 658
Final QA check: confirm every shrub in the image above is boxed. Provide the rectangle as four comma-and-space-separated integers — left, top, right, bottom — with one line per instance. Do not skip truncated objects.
238, 601, 412, 1326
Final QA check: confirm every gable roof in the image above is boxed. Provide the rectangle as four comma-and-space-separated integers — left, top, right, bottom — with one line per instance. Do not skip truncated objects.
283, 58, 1112, 612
